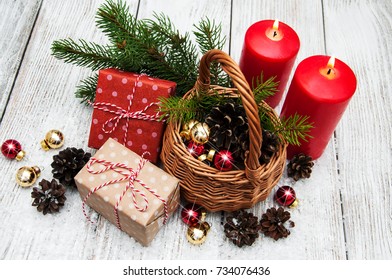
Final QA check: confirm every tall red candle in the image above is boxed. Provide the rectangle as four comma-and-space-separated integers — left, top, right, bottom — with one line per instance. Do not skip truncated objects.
280, 55, 357, 159
239, 20, 300, 108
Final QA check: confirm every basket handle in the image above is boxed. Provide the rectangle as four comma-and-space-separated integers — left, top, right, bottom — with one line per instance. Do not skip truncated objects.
195, 49, 262, 170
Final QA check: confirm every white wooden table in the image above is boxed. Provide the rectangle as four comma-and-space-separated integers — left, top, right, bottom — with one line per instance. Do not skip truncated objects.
0, 0, 391, 260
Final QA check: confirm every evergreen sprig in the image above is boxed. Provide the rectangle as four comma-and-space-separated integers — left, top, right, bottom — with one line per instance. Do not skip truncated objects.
277, 114, 314, 145
159, 79, 313, 145
252, 73, 279, 104
194, 18, 229, 86
158, 91, 227, 123
260, 111, 313, 145
51, 39, 117, 71
51, 0, 227, 104
75, 74, 98, 103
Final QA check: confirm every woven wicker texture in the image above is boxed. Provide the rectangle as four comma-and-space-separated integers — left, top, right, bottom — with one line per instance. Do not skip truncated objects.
160, 49, 287, 212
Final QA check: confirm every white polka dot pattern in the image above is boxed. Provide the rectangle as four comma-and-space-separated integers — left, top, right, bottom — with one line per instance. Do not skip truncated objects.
75, 137, 180, 245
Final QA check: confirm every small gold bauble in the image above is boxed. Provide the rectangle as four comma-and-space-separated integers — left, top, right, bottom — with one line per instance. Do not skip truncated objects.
16, 166, 41, 187
190, 122, 210, 145
182, 119, 199, 133
289, 199, 299, 208
186, 221, 211, 245
179, 131, 191, 141
15, 150, 26, 161
197, 154, 207, 162
41, 129, 64, 150
206, 149, 216, 162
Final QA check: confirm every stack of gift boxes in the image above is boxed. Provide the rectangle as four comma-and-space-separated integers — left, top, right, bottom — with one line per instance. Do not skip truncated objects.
75, 69, 179, 246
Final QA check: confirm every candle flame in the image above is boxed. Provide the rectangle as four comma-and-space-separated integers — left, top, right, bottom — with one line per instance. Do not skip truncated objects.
273, 19, 279, 30
327, 56, 335, 69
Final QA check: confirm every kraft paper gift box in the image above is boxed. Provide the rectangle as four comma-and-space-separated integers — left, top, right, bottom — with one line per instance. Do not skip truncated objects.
75, 138, 180, 246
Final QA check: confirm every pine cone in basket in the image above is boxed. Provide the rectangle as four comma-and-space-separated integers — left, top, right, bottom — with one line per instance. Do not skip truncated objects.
259, 129, 280, 164
51, 147, 91, 188
31, 179, 66, 215
205, 100, 249, 161
224, 209, 261, 247
287, 153, 314, 181
260, 207, 292, 241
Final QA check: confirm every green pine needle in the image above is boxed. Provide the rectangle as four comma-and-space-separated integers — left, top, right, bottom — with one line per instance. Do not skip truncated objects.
252, 73, 279, 104
194, 18, 229, 86
75, 74, 99, 105
273, 113, 314, 145
51, 39, 117, 71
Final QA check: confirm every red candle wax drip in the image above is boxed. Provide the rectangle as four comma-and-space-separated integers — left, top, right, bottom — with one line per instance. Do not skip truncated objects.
239, 20, 300, 108
280, 55, 357, 159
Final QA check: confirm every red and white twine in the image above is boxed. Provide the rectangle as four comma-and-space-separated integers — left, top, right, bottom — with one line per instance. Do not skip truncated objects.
89, 74, 163, 145
82, 153, 168, 229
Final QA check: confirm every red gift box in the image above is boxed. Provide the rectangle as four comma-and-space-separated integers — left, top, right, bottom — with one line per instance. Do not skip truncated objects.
88, 68, 176, 163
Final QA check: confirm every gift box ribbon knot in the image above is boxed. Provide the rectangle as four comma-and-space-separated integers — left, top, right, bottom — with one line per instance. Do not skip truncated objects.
82, 153, 168, 229
89, 74, 163, 145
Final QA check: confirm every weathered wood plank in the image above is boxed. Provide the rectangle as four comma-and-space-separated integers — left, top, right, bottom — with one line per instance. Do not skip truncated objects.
0, 0, 42, 119
2, 0, 388, 260
228, 0, 346, 259
0, 0, 139, 259
323, 0, 392, 259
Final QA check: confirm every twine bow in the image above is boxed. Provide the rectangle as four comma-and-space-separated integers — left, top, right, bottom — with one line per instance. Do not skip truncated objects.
82, 153, 168, 229
89, 74, 162, 145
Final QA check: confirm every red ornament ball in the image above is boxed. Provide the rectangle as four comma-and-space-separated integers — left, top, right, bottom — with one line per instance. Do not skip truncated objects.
275, 186, 298, 207
214, 150, 234, 171
181, 203, 204, 226
1, 139, 25, 160
187, 141, 205, 158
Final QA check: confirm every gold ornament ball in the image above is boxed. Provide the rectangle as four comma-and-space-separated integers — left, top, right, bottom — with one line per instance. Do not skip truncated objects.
182, 119, 199, 133
41, 129, 65, 150
190, 122, 210, 145
186, 221, 211, 245
16, 166, 41, 187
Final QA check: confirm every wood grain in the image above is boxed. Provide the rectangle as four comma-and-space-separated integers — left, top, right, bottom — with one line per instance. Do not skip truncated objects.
0, 0, 390, 260
323, 0, 392, 259
228, 0, 346, 260
0, 0, 42, 118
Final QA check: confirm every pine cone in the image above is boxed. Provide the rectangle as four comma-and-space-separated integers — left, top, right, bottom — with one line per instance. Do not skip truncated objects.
259, 130, 280, 164
51, 147, 91, 187
287, 153, 314, 181
31, 179, 66, 215
205, 100, 249, 161
260, 207, 292, 241
224, 209, 261, 247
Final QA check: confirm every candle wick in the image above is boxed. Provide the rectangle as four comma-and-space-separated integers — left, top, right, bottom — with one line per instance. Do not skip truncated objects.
327, 68, 332, 75
273, 30, 277, 37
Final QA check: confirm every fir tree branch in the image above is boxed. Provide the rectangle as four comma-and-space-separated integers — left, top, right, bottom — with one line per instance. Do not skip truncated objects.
75, 74, 98, 104
51, 39, 117, 71
252, 73, 279, 104
158, 92, 227, 123
145, 13, 198, 94
194, 18, 228, 86
96, 0, 138, 45
272, 113, 314, 145
158, 97, 199, 123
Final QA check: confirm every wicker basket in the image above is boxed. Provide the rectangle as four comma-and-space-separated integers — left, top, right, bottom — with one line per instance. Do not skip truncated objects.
160, 49, 287, 212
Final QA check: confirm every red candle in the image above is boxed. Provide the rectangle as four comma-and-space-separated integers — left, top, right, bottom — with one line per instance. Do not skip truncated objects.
280, 55, 357, 159
239, 20, 300, 108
